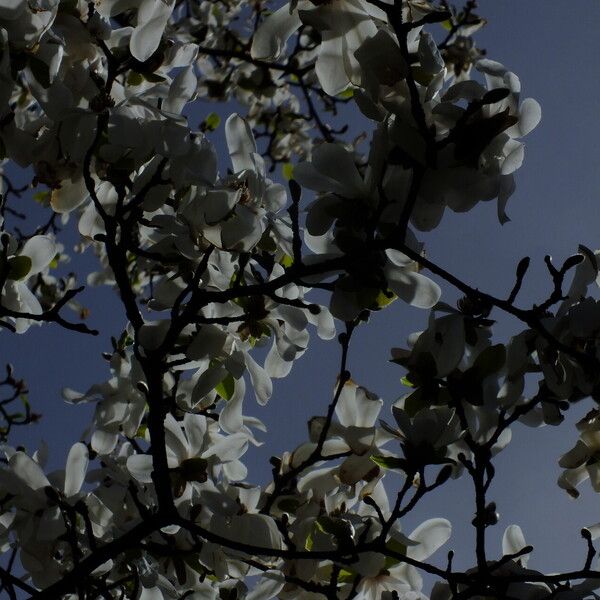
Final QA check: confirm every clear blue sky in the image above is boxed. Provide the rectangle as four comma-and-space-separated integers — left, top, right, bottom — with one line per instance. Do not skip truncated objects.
3, 0, 600, 583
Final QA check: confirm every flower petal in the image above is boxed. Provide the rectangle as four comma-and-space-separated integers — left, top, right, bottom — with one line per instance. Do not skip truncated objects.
130, 0, 173, 62
50, 177, 89, 214
201, 432, 248, 462
501, 141, 525, 175
225, 114, 258, 173
163, 413, 189, 462
386, 269, 441, 309
64, 442, 89, 497
126, 454, 155, 484
247, 574, 284, 600
183, 413, 208, 457
502, 524, 529, 566
251, 5, 302, 60
10, 452, 50, 491
316, 36, 350, 96
163, 65, 197, 114
245, 354, 273, 406
219, 376, 246, 434
91, 429, 118, 455
407, 518, 451, 561
516, 98, 541, 137
21, 235, 56, 275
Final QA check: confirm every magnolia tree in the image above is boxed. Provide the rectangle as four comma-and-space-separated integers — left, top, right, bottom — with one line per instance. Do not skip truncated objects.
0, 0, 599, 599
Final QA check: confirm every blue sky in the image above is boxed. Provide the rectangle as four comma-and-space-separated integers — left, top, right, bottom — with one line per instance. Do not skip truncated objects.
3, 0, 600, 585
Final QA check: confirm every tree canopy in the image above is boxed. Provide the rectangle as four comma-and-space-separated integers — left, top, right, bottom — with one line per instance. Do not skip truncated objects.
0, 1, 598, 599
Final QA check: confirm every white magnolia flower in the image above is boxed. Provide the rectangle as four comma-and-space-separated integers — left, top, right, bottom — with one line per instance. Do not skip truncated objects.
127, 412, 251, 492
251, 0, 386, 96
295, 143, 441, 319
341, 514, 452, 599
1, 234, 57, 332
0, 0, 59, 50
0, 444, 89, 587
305, 379, 391, 485
183, 114, 286, 252
205, 483, 285, 563
97, 0, 175, 62
64, 349, 147, 455
558, 409, 600, 497
407, 60, 541, 229
382, 405, 463, 457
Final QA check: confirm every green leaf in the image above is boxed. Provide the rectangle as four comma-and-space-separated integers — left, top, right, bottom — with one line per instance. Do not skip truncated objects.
282, 162, 294, 181
279, 254, 294, 268
205, 112, 221, 131
338, 568, 357, 583
315, 565, 356, 584
143, 72, 166, 83
373, 289, 397, 309
337, 88, 354, 99
117, 331, 134, 349
7, 255, 32, 280
400, 376, 414, 387
314, 516, 354, 551
357, 287, 396, 311
440, 19, 454, 31
384, 537, 408, 568
135, 424, 147, 438
127, 71, 144, 86
215, 373, 235, 401
33, 191, 50, 205
370, 455, 407, 471
305, 530, 314, 551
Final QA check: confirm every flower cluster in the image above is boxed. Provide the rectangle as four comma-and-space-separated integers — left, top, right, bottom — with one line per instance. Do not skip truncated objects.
0, 1, 597, 599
